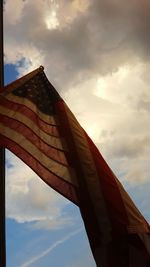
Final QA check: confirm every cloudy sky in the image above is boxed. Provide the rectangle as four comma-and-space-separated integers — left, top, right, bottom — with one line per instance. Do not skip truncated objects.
4, 0, 150, 266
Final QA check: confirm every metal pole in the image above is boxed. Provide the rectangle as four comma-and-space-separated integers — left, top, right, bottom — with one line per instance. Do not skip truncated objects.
0, 0, 6, 266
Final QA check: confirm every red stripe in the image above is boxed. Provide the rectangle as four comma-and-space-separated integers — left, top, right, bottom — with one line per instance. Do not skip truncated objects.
1, 115, 67, 165
0, 134, 78, 204
85, 133, 129, 234
55, 100, 102, 252
0, 96, 59, 136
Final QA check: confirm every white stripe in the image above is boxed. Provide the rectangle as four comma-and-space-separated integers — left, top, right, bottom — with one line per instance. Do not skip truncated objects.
5, 93, 57, 125
0, 106, 63, 150
0, 123, 77, 185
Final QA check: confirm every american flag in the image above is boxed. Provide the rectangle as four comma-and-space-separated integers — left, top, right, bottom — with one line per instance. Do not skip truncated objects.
0, 66, 150, 266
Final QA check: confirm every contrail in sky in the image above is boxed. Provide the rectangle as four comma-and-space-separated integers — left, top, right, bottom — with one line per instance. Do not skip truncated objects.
21, 228, 83, 267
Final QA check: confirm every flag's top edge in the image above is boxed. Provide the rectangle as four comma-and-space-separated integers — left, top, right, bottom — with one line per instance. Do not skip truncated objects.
0, 66, 45, 94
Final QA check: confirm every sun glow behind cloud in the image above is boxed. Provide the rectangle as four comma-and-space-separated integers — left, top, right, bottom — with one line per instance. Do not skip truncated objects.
95, 66, 131, 101
44, 0, 90, 30
94, 64, 147, 105
45, 11, 59, 29
45, 1, 59, 30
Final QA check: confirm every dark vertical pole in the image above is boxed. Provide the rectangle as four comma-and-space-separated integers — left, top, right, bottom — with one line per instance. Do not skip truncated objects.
0, 0, 6, 266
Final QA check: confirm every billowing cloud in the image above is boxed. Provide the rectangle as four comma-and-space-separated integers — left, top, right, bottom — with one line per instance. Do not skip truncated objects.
4, 0, 150, 85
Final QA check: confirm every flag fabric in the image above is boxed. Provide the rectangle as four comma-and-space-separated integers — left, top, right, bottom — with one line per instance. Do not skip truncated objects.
0, 66, 150, 266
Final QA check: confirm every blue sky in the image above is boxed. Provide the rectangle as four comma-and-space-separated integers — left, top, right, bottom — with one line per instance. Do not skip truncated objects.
4, 0, 150, 266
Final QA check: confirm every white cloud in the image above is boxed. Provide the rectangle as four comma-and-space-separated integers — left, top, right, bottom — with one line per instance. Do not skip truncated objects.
4, 0, 150, 85
31, 216, 73, 231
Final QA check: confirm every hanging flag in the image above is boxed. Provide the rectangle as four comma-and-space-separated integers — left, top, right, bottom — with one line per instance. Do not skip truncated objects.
0, 66, 150, 266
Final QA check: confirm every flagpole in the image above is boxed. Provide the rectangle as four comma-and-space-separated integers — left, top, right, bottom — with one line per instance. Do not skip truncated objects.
0, 0, 6, 266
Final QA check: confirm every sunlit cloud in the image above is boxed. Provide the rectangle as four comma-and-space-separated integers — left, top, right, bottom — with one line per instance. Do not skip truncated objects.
45, 10, 59, 29
44, 0, 59, 30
